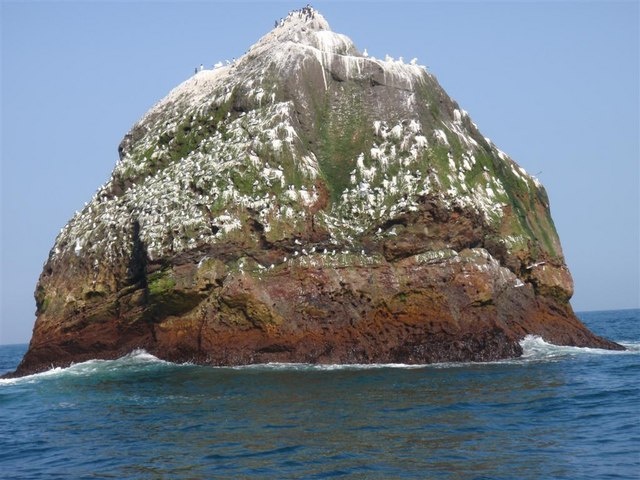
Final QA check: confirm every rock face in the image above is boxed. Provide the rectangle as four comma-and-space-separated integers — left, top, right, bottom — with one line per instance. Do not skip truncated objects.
12, 8, 622, 376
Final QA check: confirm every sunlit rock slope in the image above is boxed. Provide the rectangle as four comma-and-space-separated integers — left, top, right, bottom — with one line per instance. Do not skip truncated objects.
12, 7, 622, 376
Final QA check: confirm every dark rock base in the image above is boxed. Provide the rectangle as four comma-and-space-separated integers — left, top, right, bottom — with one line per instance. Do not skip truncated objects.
6, 252, 623, 378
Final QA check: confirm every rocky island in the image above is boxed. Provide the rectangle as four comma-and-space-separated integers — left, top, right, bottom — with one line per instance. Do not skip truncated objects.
10, 7, 622, 377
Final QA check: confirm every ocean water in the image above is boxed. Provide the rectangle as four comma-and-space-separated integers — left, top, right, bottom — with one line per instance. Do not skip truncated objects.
1, 310, 638, 479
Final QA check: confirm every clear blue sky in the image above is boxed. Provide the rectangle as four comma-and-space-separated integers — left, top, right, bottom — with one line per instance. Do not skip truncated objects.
1, 1, 638, 345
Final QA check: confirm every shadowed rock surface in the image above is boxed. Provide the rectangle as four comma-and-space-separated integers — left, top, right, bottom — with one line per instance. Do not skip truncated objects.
9, 7, 622, 377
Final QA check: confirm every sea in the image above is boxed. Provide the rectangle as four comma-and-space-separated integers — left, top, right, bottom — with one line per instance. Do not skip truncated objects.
0, 309, 638, 480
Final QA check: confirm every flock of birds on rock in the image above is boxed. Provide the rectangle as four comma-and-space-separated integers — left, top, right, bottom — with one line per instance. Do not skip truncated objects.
51, 7, 539, 275
274, 5, 317, 28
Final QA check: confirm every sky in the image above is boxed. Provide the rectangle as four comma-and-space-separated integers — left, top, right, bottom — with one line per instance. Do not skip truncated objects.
1, 0, 638, 345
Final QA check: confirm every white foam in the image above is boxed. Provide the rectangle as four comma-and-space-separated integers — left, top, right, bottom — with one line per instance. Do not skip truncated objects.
3, 339, 637, 385
519, 335, 639, 361
0, 349, 166, 386
0, 365, 67, 386
230, 337, 639, 371
230, 362, 425, 372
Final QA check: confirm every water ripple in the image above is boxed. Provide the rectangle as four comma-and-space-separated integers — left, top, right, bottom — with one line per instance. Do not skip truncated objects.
0, 309, 638, 479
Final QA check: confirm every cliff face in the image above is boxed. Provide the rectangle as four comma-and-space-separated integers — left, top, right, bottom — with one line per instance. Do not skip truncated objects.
13, 8, 621, 376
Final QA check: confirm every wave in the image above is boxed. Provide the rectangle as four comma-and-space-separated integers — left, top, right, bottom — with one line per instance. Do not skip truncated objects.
231, 362, 428, 371
518, 335, 640, 362
2, 337, 638, 385
230, 336, 640, 370
0, 349, 168, 386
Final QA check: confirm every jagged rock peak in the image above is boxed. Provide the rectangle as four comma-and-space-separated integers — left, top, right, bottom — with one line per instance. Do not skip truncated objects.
247, 6, 359, 63
257, 6, 356, 54
257, 6, 332, 44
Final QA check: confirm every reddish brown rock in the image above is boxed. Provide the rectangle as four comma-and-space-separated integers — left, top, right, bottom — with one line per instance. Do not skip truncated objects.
12, 238, 621, 377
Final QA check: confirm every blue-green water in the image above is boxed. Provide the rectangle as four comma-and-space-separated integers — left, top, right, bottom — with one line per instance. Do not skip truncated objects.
1, 309, 639, 479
